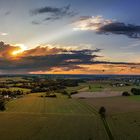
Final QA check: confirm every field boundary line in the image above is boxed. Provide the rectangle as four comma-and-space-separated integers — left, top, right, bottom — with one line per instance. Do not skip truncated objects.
0, 111, 95, 117
78, 99, 114, 140
77, 99, 98, 115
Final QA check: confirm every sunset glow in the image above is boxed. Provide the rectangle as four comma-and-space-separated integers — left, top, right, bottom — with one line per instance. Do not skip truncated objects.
0, 1, 140, 140
0, 0, 139, 74
11, 44, 27, 56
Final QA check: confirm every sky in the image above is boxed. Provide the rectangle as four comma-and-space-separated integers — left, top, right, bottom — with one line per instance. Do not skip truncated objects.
0, 0, 140, 74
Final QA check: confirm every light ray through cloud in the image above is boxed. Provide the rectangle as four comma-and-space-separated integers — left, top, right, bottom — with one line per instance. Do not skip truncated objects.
0, 0, 140, 74
25, 25, 75, 48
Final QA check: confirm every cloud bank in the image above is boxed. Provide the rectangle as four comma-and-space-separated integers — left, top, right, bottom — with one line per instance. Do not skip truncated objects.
0, 41, 139, 74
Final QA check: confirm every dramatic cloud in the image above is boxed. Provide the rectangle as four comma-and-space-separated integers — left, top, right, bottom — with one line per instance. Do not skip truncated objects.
0, 41, 20, 58
74, 16, 140, 39
31, 5, 77, 23
98, 22, 140, 38
0, 41, 139, 74
22, 46, 67, 56
73, 16, 113, 31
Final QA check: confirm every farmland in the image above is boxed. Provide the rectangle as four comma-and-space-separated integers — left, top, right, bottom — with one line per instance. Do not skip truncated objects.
2, 93, 140, 140
0, 93, 108, 140
83, 96, 140, 140
66, 81, 140, 98
0, 75, 140, 140
108, 112, 140, 140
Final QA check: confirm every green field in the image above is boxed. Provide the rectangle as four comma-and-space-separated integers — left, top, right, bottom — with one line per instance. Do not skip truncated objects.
0, 78, 140, 140
107, 112, 140, 140
0, 87, 30, 92
88, 82, 139, 92
128, 95, 140, 101
66, 82, 140, 93
0, 77, 28, 82
65, 83, 88, 93
0, 93, 108, 140
84, 96, 140, 140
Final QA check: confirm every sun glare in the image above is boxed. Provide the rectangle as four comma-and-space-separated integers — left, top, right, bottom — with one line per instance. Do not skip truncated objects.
12, 44, 27, 56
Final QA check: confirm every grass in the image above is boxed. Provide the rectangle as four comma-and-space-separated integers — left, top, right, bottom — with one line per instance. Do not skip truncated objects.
110, 86, 138, 92
6, 93, 97, 115
0, 77, 28, 82
83, 96, 140, 140
0, 93, 108, 140
84, 96, 140, 115
65, 83, 88, 93
107, 112, 140, 140
89, 85, 104, 92
44, 82, 139, 93
0, 113, 107, 140
0, 80, 139, 140
128, 95, 140, 101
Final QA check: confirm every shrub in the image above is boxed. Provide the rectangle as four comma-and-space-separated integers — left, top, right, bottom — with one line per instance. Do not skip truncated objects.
45, 92, 56, 98
68, 93, 72, 99
45, 94, 56, 98
89, 85, 91, 89
70, 91, 78, 95
61, 90, 68, 95
131, 88, 140, 95
0, 99, 5, 111
122, 91, 130, 96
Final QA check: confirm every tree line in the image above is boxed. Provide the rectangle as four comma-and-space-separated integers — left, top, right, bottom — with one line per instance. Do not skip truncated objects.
122, 88, 140, 96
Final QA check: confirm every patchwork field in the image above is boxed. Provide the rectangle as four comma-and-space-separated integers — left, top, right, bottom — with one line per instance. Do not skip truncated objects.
0, 93, 108, 140
68, 82, 140, 99
77, 82, 139, 92
0, 77, 140, 140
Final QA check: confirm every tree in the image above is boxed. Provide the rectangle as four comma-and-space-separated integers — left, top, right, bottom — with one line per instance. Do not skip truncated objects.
122, 91, 130, 96
0, 99, 5, 111
89, 85, 91, 89
131, 88, 140, 95
68, 93, 72, 99
71, 91, 78, 95
99, 106, 106, 118
61, 90, 68, 95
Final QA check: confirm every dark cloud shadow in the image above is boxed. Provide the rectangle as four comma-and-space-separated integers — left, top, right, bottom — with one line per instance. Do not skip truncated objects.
98, 22, 140, 39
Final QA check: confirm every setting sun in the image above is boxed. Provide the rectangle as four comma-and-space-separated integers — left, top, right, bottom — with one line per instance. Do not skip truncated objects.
11, 44, 27, 56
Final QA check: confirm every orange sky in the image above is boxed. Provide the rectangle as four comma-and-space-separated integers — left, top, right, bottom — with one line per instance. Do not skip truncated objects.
29, 64, 140, 75
0, 42, 139, 74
